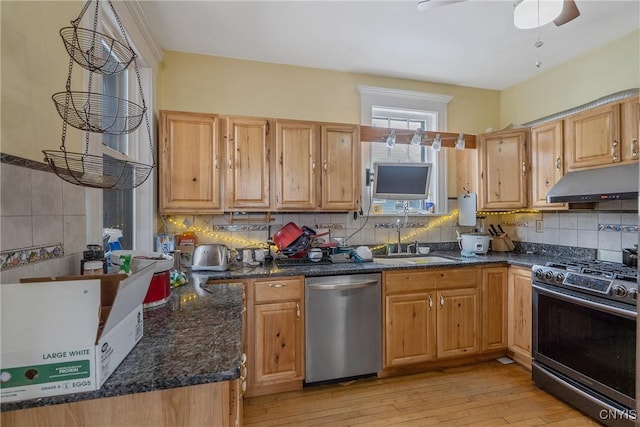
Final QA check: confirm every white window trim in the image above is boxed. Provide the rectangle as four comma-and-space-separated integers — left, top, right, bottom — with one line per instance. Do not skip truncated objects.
83, 1, 161, 252
358, 86, 452, 216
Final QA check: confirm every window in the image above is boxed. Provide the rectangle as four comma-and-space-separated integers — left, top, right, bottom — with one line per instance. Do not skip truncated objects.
358, 86, 452, 216
84, 2, 156, 252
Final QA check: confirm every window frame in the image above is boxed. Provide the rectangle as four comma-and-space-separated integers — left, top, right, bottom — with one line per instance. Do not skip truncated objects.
358, 86, 452, 216
83, 2, 156, 252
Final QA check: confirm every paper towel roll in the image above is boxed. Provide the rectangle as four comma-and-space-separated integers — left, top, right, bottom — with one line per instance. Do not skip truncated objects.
458, 193, 477, 226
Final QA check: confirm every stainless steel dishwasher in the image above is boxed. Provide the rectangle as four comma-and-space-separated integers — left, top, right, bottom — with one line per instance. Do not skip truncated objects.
305, 273, 381, 384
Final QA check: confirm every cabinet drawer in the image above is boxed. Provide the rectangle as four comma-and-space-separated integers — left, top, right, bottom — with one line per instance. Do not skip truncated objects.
253, 277, 303, 303
384, 271, 437, 294
435, 268, 479, 289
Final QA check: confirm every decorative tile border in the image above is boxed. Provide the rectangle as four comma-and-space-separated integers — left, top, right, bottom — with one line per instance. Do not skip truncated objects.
598, 224, 639, 233
375, 222, 429, 229
0, 243, 64, 271
0, 152, 51, 172
314, 224, 344, 230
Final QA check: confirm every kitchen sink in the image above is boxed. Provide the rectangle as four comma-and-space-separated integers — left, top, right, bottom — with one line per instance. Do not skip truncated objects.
372, 256, 456, 265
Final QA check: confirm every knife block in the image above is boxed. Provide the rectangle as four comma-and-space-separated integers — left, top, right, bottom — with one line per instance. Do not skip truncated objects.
491, 235, 515, 252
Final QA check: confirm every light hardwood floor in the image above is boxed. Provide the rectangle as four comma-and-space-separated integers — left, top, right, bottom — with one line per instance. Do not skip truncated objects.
243, 361, 599, 426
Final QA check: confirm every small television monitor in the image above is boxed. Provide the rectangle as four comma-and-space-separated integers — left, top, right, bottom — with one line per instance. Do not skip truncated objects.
373, 162, 432, 200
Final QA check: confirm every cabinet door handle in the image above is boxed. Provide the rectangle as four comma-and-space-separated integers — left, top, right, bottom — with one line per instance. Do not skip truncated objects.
439, 294, 444, 308
228, 158, 233, 169
296, 302, 301, 319
269, 283, 286, 288
521, 162, 526, 175
612, 140, 619, 161
312, 160, 316, 171
555, 157, 561, 171
323, 161, 328, 174
428, 295, 433, 310
632, 138, 638, 159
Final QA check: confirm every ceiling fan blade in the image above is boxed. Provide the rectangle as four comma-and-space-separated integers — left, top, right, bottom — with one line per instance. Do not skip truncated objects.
554, 0, 580, 26
417, 0, 466, 12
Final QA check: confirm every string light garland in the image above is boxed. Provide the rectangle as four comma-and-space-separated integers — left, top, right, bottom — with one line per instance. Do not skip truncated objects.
165, 207, 538, 252
165, 216, 267, 248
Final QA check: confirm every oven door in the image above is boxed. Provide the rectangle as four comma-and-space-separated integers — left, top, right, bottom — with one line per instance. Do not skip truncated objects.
532, 283, 636, 409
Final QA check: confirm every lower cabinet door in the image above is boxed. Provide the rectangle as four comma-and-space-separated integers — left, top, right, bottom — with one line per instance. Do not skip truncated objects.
436, 288, 480, 359
254, 301, 304, 384
384, 293, 436, 367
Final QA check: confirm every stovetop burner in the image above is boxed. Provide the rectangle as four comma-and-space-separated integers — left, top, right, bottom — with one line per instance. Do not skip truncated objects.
545, 259, 638, 283
535, 258, 638, 307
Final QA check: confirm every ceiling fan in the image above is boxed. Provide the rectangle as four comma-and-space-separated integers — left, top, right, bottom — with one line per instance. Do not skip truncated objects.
416, 0, 581, 27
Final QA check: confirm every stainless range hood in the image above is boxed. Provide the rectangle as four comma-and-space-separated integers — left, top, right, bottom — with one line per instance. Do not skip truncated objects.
546, 163, 639, 203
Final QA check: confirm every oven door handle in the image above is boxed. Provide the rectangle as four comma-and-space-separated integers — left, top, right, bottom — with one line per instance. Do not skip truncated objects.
532, 283, 637, 319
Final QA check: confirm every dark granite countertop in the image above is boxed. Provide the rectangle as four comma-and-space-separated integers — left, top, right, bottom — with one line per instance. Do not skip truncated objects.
1, 281, 244, 412
197, 250, 562, 281
3, 244, 592, 412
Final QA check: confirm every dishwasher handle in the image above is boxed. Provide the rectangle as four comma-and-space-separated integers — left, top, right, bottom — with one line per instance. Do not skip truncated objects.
306, 280, 379, 291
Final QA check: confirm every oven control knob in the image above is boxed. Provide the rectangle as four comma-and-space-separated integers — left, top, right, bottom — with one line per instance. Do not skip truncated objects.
544, 271, 554, 281
612, 285, 627, 297
534, 268, 544, 279
554, 273, 564, 283
629, 288, 637, 301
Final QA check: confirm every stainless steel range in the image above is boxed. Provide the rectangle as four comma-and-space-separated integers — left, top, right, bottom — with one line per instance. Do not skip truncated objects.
532, 259, 637, 426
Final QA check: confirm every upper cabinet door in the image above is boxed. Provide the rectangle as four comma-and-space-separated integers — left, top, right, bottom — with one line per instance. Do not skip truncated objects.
274, 121, 319, 210
320, 125, 360, 211
620, 97, 640, 163
225, 117, 271, 210
159, 111, 221, 214
564, 103, 621, 170
478, 129, 528, 210
530, 120, 566, 209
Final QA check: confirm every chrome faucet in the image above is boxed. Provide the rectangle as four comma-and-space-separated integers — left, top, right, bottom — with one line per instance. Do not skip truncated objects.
396, 219, 402, 254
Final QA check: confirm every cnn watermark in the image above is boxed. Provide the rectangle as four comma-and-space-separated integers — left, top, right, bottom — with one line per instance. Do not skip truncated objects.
599, 408, 637, 422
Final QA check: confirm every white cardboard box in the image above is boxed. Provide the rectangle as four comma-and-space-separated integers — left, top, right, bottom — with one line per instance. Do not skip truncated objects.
0, 264, 155, 403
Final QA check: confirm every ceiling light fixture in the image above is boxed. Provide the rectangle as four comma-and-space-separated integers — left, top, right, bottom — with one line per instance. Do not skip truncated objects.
417, 0, 465, 12
431, 134, 442, 152
386, 129, 396, 148
455, 133, 465, 150
410, 128, 423, 145
513, 0, 563, 29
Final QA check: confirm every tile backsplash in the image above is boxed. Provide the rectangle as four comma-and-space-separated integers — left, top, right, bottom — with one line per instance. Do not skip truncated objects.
160, 199, 639, 263
0, 158, 87, 284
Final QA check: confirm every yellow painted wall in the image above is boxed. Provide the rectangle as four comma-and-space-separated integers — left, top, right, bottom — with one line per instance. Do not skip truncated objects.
158, 51, 500, 135
501, 30, 640, 126
1, 1, 84, 161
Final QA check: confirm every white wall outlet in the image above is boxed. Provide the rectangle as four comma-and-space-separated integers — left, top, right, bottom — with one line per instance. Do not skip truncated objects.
536, 220, 543, 233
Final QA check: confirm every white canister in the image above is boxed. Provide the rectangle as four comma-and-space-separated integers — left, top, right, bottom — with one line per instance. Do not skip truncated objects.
242, 249, 254, 263
254, 249, 268, 263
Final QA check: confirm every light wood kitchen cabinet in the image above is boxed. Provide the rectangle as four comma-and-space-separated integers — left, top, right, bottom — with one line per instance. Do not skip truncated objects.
0, 380, 241, 427
564, 102, 621, 170
620, 96, 640, 163
274, 120, 319, 210
477, 129, 528, 210
385, 292, 437, 367
320, 124, 360, 210
224, 116, 272, 210
530, 120, 566, 209
246, 276, 304, 397
436, 287, 480, 358
481, 266, 508, 352
159, 111, 222, 214
383, 267, 481, 369
507, 266, 532, 370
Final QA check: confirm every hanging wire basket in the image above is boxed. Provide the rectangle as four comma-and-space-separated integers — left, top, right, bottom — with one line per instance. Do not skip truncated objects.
52, 91, 145, 135
43, 149, 153, 190
59, 26, 135, 75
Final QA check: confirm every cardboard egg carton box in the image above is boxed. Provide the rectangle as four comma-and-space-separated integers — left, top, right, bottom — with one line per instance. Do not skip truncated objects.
0, 264, 154, 403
